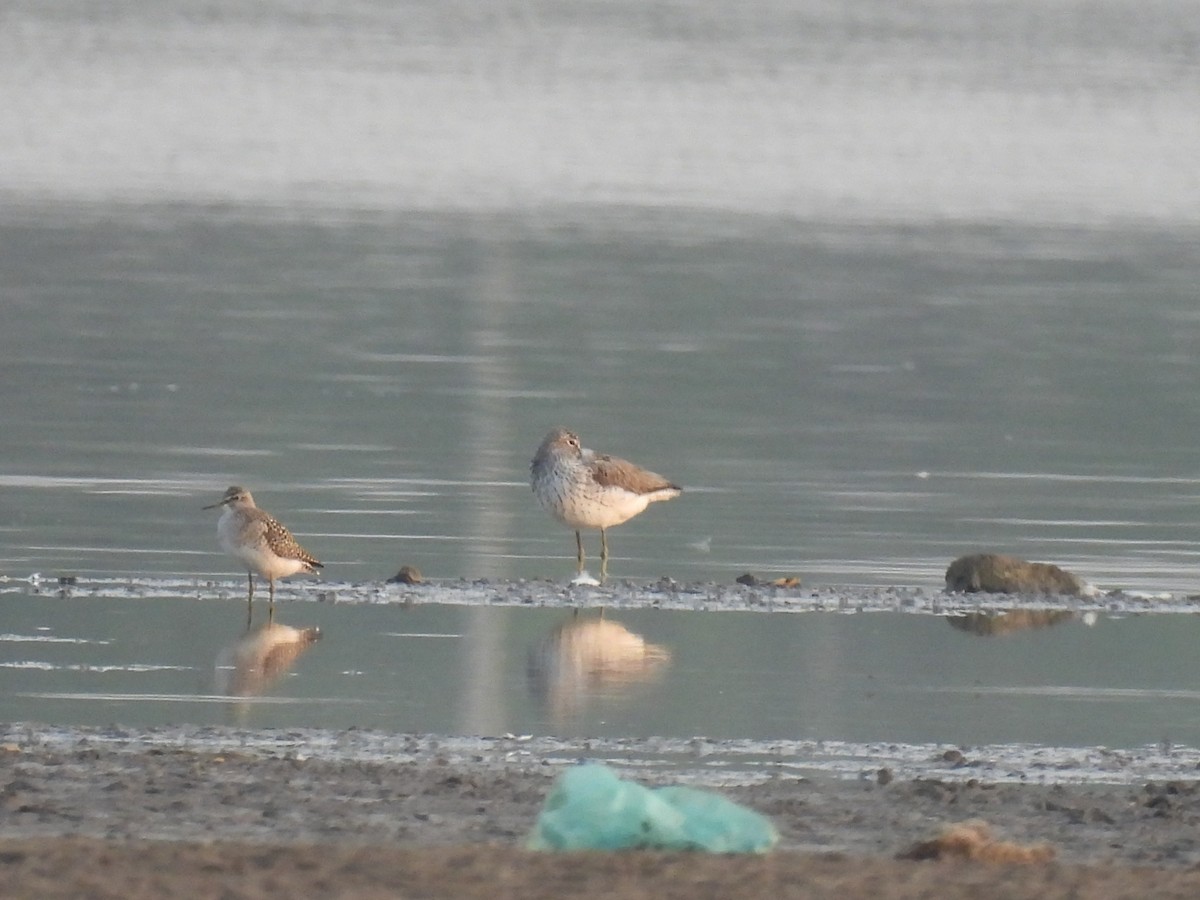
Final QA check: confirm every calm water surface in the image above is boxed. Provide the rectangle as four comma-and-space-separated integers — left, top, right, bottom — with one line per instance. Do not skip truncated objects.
2, 210, 1197, 592
2, 0, 1200, 753
5, 593, 1200, 753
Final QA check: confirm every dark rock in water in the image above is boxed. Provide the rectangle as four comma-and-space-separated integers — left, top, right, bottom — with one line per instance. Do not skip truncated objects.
945, 553, 1094, 597
388, 565, 423, 585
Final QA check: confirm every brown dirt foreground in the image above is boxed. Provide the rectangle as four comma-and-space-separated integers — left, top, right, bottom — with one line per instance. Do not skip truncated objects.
3, 741, 1200, 898
5, 839, 1200, 900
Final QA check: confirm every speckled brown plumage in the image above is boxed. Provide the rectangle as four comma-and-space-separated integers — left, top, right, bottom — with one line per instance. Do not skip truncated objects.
204, 486, 323, 626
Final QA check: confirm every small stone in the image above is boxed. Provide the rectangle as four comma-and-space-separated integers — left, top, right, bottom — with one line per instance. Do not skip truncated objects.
388, 565, 423, 585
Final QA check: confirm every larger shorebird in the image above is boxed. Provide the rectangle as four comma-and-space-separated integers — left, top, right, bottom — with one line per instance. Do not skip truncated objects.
204, 486, 323, 626
530, 427, 682, 580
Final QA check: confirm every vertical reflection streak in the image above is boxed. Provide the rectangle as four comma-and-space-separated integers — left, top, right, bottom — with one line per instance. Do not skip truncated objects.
458, 223, 520, 734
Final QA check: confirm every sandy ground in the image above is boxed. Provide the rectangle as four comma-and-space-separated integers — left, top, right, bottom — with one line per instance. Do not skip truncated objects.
3, 735, 1200, 898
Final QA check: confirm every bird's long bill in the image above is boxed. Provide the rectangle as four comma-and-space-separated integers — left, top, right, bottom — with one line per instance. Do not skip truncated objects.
202, 500, 227, 509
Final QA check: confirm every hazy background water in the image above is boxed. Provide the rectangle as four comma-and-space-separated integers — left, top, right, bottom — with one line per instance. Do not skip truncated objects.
2, 0, 1200, 747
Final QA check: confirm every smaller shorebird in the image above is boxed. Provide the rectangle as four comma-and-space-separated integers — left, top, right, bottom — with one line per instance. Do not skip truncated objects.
204, 486, 323, 626
530, 427, 682, 580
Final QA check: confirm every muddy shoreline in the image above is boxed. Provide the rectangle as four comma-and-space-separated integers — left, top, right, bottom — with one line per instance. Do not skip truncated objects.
2, 728, 1197, 864
3, 725, 1200, 897
11, 573, 1197, 615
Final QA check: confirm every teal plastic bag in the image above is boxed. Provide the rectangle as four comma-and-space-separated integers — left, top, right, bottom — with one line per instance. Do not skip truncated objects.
528, 763, 778, 853
654, 784, 780, 853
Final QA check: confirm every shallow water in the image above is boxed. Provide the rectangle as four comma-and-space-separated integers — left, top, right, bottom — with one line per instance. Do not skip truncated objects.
4, 586, 1200, 761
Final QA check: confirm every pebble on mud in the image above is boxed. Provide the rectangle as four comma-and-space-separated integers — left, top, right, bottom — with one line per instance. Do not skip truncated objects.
735, 573, 802, 588
897, 820, 1056, 864
942, 749, 967, 767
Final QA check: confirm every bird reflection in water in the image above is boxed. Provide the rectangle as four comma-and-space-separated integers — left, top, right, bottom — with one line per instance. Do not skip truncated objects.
527, 613, 671, 720
946, 609, 1077, 637
214, 621, 322, 698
